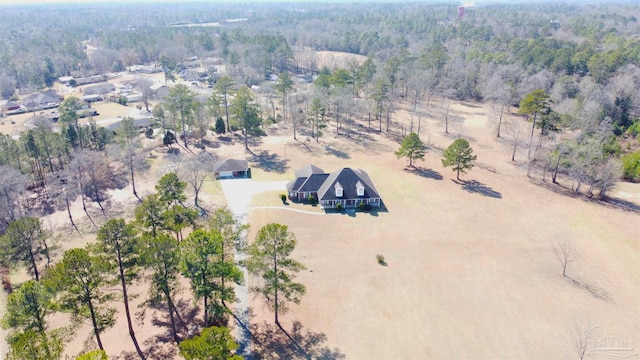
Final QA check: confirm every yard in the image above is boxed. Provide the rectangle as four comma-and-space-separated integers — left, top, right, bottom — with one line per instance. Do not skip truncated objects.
240, 100, 640, 359
1, 90, 638, 359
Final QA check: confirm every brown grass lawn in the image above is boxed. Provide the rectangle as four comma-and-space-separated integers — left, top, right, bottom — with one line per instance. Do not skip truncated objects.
2, 87, 638, 359
243, 100, 640, 359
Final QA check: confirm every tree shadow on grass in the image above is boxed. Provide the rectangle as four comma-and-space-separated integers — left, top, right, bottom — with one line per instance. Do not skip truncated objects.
566, 275, 612, 303
250, 321, 345, 360
128, 298, 200, 359
454, 179, 502, 199
248, 149, 290, 173
231, 308, 344, 360
403, 166, 443, 180
532, 179, 640, 213
324, 145, 350, 159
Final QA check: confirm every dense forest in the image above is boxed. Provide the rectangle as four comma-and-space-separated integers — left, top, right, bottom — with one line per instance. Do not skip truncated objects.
1, 1, 640, 358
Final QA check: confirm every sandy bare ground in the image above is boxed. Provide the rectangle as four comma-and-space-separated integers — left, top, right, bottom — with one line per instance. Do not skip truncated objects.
294, 49, 368, 72
1, 94, 638, 359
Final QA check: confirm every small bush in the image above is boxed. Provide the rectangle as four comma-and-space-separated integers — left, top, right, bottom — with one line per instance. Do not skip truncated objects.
279, 194, 287, 203
627, 120, 640, 138
622, 151, 640, 182
307, 195, 316, 204
376, 254, 387, 266
163, 131, 176, 146
358, 202, 373, 211
335, 203, 343, 211
145, 127, 154, 138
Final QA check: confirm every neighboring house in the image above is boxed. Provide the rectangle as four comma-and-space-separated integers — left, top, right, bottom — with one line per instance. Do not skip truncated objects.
24, 89, 63, 110
83, 83, 116, 95
82, 94, 103, 103
58, 76, 74, 85
125, 93, 143, 102
74, 75, 106, 86
213, 159, 250, 179
150, 83, 169, 99
213, 159, 251, 179
44, 110, 60, 122
287, 164, 382, 209
106, 117, 152, 132
296, 74, 314, 83
1, 101, 21, 112
130, 65, 161, 74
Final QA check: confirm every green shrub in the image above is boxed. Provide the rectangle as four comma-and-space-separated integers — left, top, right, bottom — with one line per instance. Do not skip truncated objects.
335, 203, 343, 210
280, 194, 287, 203
376, 254, 387, 266
622, 151, 640, 182
358, 202, 373, 211
307, 195, 316, 204
215, 117, 226, 134
163, 131, 176, 146
627, 120, 640, 138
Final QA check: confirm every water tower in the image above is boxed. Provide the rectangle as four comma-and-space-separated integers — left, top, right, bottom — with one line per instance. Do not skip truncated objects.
458, 6, 465, 20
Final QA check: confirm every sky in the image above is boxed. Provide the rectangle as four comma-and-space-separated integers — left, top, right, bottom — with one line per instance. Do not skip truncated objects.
0, 0, 472, 5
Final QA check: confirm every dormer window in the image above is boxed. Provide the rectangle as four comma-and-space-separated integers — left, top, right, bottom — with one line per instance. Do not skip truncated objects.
335, 182, 343, 197
356, 181, 365, 196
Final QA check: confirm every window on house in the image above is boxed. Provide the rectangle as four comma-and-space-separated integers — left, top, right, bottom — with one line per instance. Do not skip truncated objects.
335, 182, 343, 197
356, 181, 365, 196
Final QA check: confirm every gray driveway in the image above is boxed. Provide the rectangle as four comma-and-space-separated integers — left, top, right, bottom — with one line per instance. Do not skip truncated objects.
219, 178, 288, 357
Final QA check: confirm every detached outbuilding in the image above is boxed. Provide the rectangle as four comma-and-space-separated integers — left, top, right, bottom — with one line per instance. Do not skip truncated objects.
213, 159, 250, 179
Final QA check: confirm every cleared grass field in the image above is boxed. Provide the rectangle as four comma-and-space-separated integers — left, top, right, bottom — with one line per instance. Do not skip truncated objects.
2, 85, 637, 359
242, 100, 640, 359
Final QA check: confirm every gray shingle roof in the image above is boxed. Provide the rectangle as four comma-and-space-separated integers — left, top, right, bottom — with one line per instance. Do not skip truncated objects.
294, 164, 325, 179
213, 159, 248, 172
287, 177, 307, 192
317, 168, 380, 201
299, 173, 330, 192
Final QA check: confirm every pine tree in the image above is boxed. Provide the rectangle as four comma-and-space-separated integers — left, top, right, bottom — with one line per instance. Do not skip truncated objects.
442, 138, 477, 180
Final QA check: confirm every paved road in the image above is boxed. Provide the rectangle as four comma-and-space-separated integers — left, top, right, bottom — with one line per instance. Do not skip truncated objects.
219, 179, 289, 358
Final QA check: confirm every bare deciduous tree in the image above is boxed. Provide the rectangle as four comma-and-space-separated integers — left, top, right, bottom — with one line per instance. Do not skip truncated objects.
553, 239, 577, 278
135, 77, 154, 113
569, 321, 596, 360
184, 151, 215, 210
506, 120, 525, 162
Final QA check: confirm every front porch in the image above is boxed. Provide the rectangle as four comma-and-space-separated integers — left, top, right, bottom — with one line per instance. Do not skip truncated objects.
320, 198, 381, 209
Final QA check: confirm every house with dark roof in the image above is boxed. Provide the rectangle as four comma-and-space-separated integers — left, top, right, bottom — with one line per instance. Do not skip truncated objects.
213, 159, 250, 179
287, 165, 382, 209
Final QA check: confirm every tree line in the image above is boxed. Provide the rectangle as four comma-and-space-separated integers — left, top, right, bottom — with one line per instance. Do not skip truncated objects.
1, 172, 307, 359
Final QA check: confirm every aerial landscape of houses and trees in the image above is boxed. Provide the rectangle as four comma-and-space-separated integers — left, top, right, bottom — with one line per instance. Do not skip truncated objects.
0, 0, 639, 359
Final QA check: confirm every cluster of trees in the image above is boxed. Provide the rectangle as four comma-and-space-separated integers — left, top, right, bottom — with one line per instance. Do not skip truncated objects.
396, 132, 477, 181
1, 170, 308, 359
2, 2, 638, 188
0, 111, 153, 235
153, 78, 263, 151
512, 88, 630, 198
